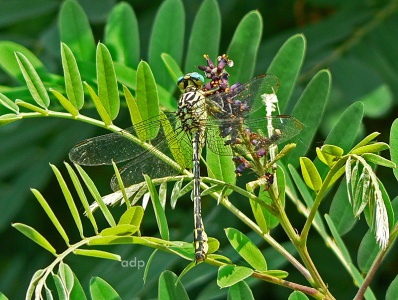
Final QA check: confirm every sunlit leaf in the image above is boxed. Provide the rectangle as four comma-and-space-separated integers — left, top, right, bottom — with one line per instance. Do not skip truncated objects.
225, 228, 267, 271
217, 265, 253, 288
158, 270, 189, 300
90, 277, 122, 300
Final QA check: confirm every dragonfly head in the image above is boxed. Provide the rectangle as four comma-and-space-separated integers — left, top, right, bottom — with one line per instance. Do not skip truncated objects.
177, 72, 204, 91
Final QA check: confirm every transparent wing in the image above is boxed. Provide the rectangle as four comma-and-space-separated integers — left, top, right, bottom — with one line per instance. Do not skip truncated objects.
69, 113, 192, 190
205, 115, 303, 156
205, 74, 280, 116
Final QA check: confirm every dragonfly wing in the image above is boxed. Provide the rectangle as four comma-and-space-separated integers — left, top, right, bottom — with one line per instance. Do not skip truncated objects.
69, 113, 175, 166
205, 122, 233, 156
204, 115, 303, 156
110, 148, 182, 191
69, 129, 143, 165
242, 115, 304, 144
205, 74, 280, 117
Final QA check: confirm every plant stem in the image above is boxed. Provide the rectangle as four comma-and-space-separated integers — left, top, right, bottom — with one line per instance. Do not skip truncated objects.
268, 177, 335, 298
216, 195, 312, 280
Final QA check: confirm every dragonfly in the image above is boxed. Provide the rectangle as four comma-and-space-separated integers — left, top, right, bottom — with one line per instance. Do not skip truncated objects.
69, 72, 303, 262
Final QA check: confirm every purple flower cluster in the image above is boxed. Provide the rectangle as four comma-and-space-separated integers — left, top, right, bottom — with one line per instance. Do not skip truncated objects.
197, 54, 277, 181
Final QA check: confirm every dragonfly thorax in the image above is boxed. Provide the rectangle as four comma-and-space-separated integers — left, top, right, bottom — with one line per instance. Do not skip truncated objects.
177, 89, 207, 135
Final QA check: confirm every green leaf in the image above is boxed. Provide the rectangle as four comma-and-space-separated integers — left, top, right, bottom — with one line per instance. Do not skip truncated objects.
329, 180, 357, 236
30, 188, 70, 245
288, 291, 309, 300
61, 43, 84, 110
50, 164, 83, 239
143, 250, 158, 284
217, 185, 229, 205
74, 249, 121, 261
324, 214, 352, 264
15, 99, 48, 114
100, 224, 139, 236
148, 0, 185, 90
320, 144, 344, 157
225, 228, 267, 271
170, 178, 183, 209
390, 119, 398, 181
357, 229, 379, 273
15, 52, 50, 108
167, 241, 196, 261
349, 263, 376, 300
0, 41, 46, 82
88, 235, 175, 247
144, 175, 169, 241
84, 82, 112, 126
136, 61, 160, 139
227, 11, 262, 83
287, 70, 331, 166
161, 53, 183, 85
64, 162, 98, 234
74, 164, 116, 227
26, 269, 45, 300
59, 0, 95, 62
58, 262, 74, 294
105, 2, 139, 67
352, 132, 380, 152
90, 277, 122, 300
96, 43, 120, 120
254, 166, 286, 230
111, 160, 129, 206
50, 89, 79, 116
227, 281, 254, 300
325, 102, 364, 152
114, 62, 136, 88
300, 157, 322, 192
350, 142, 389, 155
177, 261, 196, 285
217, 265, 253, 288
288, 164, 315, 207
53, 273, 67, 300
70, 273, 87, 300
0, 113, 21, 125
159, 181, 167, 209
249, 198, 268, 234
206, 147, 236, 185
386, 275, 398, 300
267, 34, 306, 112
0, 92, 18, 113
123, 85, 143, 130
158, 270, 189, 300
316, 146, 341, 167
185, 0, 221, 72
261, 270, 289, 278
361, 84, 393, 118
0, 292, 9, 300
208, 237, 220, 255
12, 223, 56, 254
160, 111, 188, 169
362, 153, 396, 168
118, 206, 144, 227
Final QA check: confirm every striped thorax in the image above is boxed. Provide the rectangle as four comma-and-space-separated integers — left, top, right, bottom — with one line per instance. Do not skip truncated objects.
176, 73, 207, 138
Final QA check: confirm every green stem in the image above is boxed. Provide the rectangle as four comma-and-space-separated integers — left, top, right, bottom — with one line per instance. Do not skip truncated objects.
219, 196, 312, 281
267, 177, 335, 298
